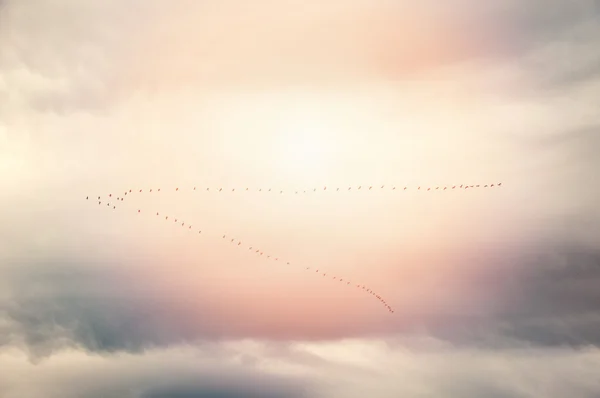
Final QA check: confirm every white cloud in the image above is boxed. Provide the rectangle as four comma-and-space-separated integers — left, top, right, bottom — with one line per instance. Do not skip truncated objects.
1, 338, 599, 398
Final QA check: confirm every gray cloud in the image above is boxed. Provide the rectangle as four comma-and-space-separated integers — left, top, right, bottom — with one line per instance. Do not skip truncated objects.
2, 240, 599, 360
0, 0, 161, 115
1, 339, 599, 398
424, 243, 600, 348
2, 0, 598, 116
141, 384, 306, 398
0, 343, 312, 398
1, 259, 223, 358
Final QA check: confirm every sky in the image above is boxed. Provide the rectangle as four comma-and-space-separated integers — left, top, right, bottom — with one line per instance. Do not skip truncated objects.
1, 0, 600, 397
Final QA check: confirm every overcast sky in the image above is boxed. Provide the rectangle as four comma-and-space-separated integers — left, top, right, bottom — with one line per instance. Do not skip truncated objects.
1, 1, 600, 397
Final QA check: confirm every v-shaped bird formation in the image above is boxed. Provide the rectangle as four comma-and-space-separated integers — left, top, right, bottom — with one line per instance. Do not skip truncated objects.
87, 181, 503, 314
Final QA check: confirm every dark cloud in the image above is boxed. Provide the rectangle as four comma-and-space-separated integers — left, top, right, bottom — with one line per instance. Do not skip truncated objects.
442, 0, 598, 54
488, 245, 600, 346
437, 380, 525, 398
0, 342, 313, 398
500, 0, 598, 48
0, 259, 225, 358
140, 383, 307, 398
130, 366, 310, 398
386, 242, 600, 348
2, 239, 599, 359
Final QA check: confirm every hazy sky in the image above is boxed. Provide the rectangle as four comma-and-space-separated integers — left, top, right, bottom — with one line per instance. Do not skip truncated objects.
1, 1, 600, 397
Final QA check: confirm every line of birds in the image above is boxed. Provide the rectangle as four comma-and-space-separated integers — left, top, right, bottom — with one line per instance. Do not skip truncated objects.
92, 182, 502, 200
86, 194, 394, 313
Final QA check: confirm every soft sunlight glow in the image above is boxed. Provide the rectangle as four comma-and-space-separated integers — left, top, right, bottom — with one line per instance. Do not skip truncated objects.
282, 132, 324, 169
276, 116, 333, 181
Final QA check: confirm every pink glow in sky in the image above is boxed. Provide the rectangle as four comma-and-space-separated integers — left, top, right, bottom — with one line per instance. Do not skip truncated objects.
1, 1, 600, 397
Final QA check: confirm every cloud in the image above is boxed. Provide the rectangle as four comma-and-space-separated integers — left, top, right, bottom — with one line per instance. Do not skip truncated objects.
2, 0, 597, 116
141, 385, 302, 398
0, 258, 223, 358
424, 242, 600, 348
2, 239, 599, 361
1, 339, 599, 398
0, 343, 313, 398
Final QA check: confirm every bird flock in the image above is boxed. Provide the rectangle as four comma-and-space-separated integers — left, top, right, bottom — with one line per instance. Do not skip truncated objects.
87, 182, 503, 314
101, 182, 502, 197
